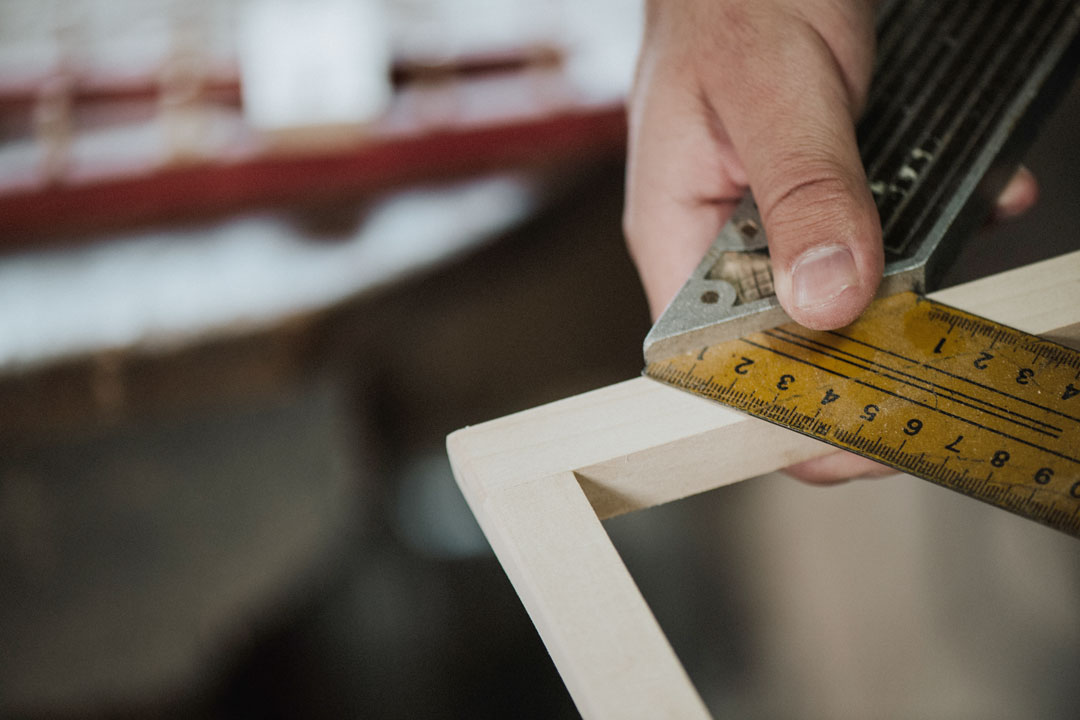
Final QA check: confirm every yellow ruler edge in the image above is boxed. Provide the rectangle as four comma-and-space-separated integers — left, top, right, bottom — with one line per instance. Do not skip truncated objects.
646, 292, 1080, 538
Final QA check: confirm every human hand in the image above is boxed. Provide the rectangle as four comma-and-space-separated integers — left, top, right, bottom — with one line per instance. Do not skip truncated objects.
625, 0, 881, 328
624, 0, 1038, 483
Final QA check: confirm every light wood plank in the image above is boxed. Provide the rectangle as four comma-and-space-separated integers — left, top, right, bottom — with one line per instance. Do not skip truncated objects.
446, 250, 1080, 720
451, 251, 1080, 518
474, 473, 710, 720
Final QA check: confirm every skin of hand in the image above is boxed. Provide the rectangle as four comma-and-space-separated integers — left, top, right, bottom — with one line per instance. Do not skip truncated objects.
625, 0, 1038, 484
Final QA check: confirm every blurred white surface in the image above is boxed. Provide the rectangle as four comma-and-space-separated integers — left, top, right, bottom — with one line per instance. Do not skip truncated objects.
0, 174, 538, 370
0, 0, 643, 99
238, 0, 392, 129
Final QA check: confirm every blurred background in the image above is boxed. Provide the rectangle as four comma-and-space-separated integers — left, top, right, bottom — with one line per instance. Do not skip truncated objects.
0, 1, 1078, 718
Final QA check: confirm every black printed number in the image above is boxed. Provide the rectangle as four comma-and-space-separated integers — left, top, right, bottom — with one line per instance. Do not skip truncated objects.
990, 450, 1010, 468
1064, 383, 1079, 400
777, 374, 795, 391
860, 404, 879, 422
1034, 467, 1053, 485
903, 419, 923, 436
734, 357, 755, 375
973, 352, 993, 370
944, 435, 963, 452
821, 389, 839, 405
1016, 368, 1034, 385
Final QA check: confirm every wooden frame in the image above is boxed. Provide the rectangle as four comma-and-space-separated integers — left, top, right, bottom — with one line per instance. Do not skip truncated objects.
447, 251, 1080, 720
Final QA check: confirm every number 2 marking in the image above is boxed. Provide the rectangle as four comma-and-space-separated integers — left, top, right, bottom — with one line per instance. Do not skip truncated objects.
734, 357, 755, 375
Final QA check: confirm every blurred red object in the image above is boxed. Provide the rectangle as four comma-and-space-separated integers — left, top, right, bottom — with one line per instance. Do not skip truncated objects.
0, 49, 626, 246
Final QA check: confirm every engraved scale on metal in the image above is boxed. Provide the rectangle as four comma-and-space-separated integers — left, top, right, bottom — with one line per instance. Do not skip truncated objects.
646, 291, 1080, 538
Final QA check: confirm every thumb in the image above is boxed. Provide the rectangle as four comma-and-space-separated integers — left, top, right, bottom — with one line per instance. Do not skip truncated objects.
708, 11, 882, 330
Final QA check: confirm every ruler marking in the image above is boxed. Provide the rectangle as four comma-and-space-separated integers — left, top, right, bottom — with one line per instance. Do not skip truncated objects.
926, 307, 1022, 346
736, 338, 1077, 458
740, 339, 853, 380
846, 376, 1080, 465
776, 327, 1067, 431
663, 348, 1080, 465
827, 329, 1080, 425
767, 328, 1063, 435
648, 292, 1080, 539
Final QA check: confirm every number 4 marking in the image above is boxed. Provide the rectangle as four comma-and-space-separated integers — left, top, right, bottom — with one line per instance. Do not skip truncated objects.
1064, 383, 1079, 400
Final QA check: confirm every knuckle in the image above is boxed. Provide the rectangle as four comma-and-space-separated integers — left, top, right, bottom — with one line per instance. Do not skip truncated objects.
762, 171, 858, 232
758, 164, 882, 266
